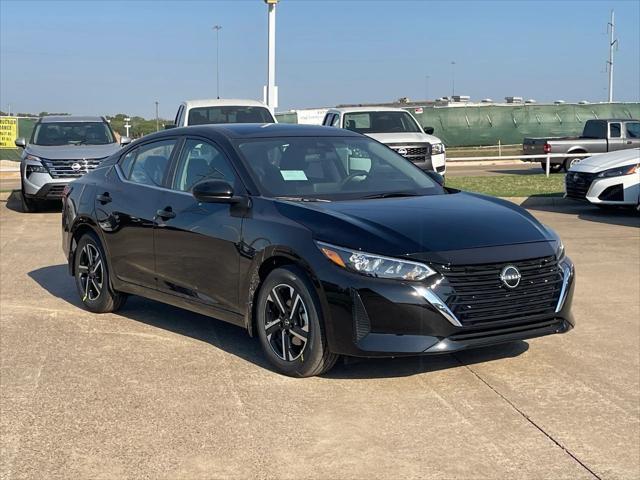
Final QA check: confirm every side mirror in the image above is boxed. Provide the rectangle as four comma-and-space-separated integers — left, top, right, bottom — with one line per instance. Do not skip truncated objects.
192, 179, 241, 204
423, 126, 435, 135
425, 170, 445, 186
164, 124, 177, 130
120, 136, 132, 146
15, 137, 26, 148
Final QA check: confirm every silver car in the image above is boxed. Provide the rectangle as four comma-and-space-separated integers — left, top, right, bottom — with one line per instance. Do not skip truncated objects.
15, 116, 129, 212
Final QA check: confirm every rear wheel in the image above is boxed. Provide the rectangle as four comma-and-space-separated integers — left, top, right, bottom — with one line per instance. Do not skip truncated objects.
256, 266, 339, 377
74, 232, 127, 313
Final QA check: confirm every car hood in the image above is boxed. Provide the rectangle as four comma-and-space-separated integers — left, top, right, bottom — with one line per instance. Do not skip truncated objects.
25, 143, 121, 160
275, 192, 552, 257
366, 132, 442, 145
570, 148, 640, 173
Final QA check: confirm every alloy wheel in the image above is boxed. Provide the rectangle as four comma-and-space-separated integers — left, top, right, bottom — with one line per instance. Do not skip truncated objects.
78, 243, 104, 302
263, 284, 310, 361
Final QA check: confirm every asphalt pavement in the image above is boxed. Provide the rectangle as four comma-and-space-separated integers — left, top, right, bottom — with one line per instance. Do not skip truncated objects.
1, 191, 638, 479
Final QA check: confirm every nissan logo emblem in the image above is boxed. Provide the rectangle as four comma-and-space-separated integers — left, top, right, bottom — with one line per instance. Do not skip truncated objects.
71, 162, 82, 171
500, 265, 521, 289
397, 148, 408, 156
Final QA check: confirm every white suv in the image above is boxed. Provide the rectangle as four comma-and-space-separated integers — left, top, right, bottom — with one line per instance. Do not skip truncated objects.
169, 99, 276, 128
322, 107, 446, 174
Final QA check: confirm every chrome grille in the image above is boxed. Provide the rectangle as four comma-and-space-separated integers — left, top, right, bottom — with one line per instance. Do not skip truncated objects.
440, 256, 563, 327
387, 143, 431, 162
42, 158, 104, 178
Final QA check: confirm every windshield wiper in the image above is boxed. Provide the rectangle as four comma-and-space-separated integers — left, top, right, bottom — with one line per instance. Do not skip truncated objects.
275, 196, 331, 203
360, 191, 422, 199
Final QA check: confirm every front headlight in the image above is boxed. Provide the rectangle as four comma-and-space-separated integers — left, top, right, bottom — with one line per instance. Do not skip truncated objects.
317, 241, 436, 281
596, 164, 638, 178
431, 143, 445, 155
24, 155, 48, 174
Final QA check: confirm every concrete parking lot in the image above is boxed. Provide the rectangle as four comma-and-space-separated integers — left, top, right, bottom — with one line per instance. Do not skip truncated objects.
1, 191, 638, 480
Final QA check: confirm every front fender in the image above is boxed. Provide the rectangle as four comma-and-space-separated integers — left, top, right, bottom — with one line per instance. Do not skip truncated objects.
241, 244, 330, 339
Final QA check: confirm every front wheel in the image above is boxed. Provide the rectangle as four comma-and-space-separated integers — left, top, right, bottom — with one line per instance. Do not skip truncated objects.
256, 266, 339, 377
74, 232, 127, 313
564, 156, 584, 172
20, 181, 39, 213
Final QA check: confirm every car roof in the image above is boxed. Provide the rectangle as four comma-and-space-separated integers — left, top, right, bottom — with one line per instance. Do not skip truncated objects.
327, 106, 412, 114
146, 123, 361, 141
182, 98, 269, 109
39, 115, 105, 123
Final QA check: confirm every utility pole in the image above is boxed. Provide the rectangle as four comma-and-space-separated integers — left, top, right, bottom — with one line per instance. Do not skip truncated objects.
155, 101, 159, 131
451, 61, 456, 97
213, 25, 222, 99
607, 10, 617, 103
124, 117, 131, 138
425, 75, 430, 102
264, 0, 279, 111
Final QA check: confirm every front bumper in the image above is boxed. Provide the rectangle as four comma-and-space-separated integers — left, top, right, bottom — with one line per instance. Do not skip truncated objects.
585, 175, 640, 206
22, 172, 69, 199
319, 252, 575, 358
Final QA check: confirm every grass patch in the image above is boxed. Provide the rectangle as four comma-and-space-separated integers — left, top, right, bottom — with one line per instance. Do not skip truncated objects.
446, 144, 522, 158
446, 174, 564, 197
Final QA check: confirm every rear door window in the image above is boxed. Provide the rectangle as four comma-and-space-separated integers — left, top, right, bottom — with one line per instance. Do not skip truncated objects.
126, 139, 177, 187
609, 123, 621, 138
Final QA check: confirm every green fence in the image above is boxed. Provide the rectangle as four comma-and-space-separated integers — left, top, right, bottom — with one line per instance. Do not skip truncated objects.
276, 102, 640, 147
0, 117, 37, 161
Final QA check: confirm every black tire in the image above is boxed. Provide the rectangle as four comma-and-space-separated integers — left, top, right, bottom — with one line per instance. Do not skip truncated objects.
256, 266, 339, 377
20, 181, 38, 213
563, 156, 584, 172
540, 162, 563, 173
74, 232, 127, 313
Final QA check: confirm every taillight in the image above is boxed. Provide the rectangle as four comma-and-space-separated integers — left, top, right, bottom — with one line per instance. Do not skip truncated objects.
543, 143, 552, 154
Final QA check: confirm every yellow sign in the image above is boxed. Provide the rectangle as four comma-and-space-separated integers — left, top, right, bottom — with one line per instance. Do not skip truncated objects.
0, 117, 18, 148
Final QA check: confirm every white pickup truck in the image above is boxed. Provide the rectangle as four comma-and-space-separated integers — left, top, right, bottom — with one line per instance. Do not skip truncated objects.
322, 107, 446, 174
168, 99, 276, 128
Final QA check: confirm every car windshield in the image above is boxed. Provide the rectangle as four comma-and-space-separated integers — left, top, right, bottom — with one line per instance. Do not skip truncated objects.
32, 122, 115, 146
188, 106, 275, 125
235, 136, 444, 201
343, 111, 421, 134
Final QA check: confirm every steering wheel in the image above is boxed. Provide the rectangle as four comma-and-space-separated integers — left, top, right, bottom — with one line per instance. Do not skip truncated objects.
339, 171, 369, 189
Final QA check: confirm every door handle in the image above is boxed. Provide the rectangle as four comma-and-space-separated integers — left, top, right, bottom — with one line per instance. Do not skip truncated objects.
96, 193, 112, 204
627, 141, 633, 144
156, 207, 176, 220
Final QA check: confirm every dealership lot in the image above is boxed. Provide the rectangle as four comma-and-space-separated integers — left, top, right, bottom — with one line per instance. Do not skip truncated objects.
1, 192, 638, 479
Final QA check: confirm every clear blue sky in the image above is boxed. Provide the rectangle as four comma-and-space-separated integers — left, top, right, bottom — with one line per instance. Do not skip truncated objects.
1, 0, 638, 118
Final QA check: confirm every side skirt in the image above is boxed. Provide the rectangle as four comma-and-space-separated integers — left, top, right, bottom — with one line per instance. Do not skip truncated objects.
117, 281, 246, 328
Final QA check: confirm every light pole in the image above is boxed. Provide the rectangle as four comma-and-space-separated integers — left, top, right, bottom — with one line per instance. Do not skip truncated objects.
451, 61, 456, 97
607, 10, 617, 103
213, 24, 222, 99
264, 0, 279, 111
155, 101, 159, 131
425, 75, 430, 102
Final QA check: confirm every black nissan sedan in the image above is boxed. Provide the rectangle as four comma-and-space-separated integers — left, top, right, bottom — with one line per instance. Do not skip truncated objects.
62, 124, 575, 377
